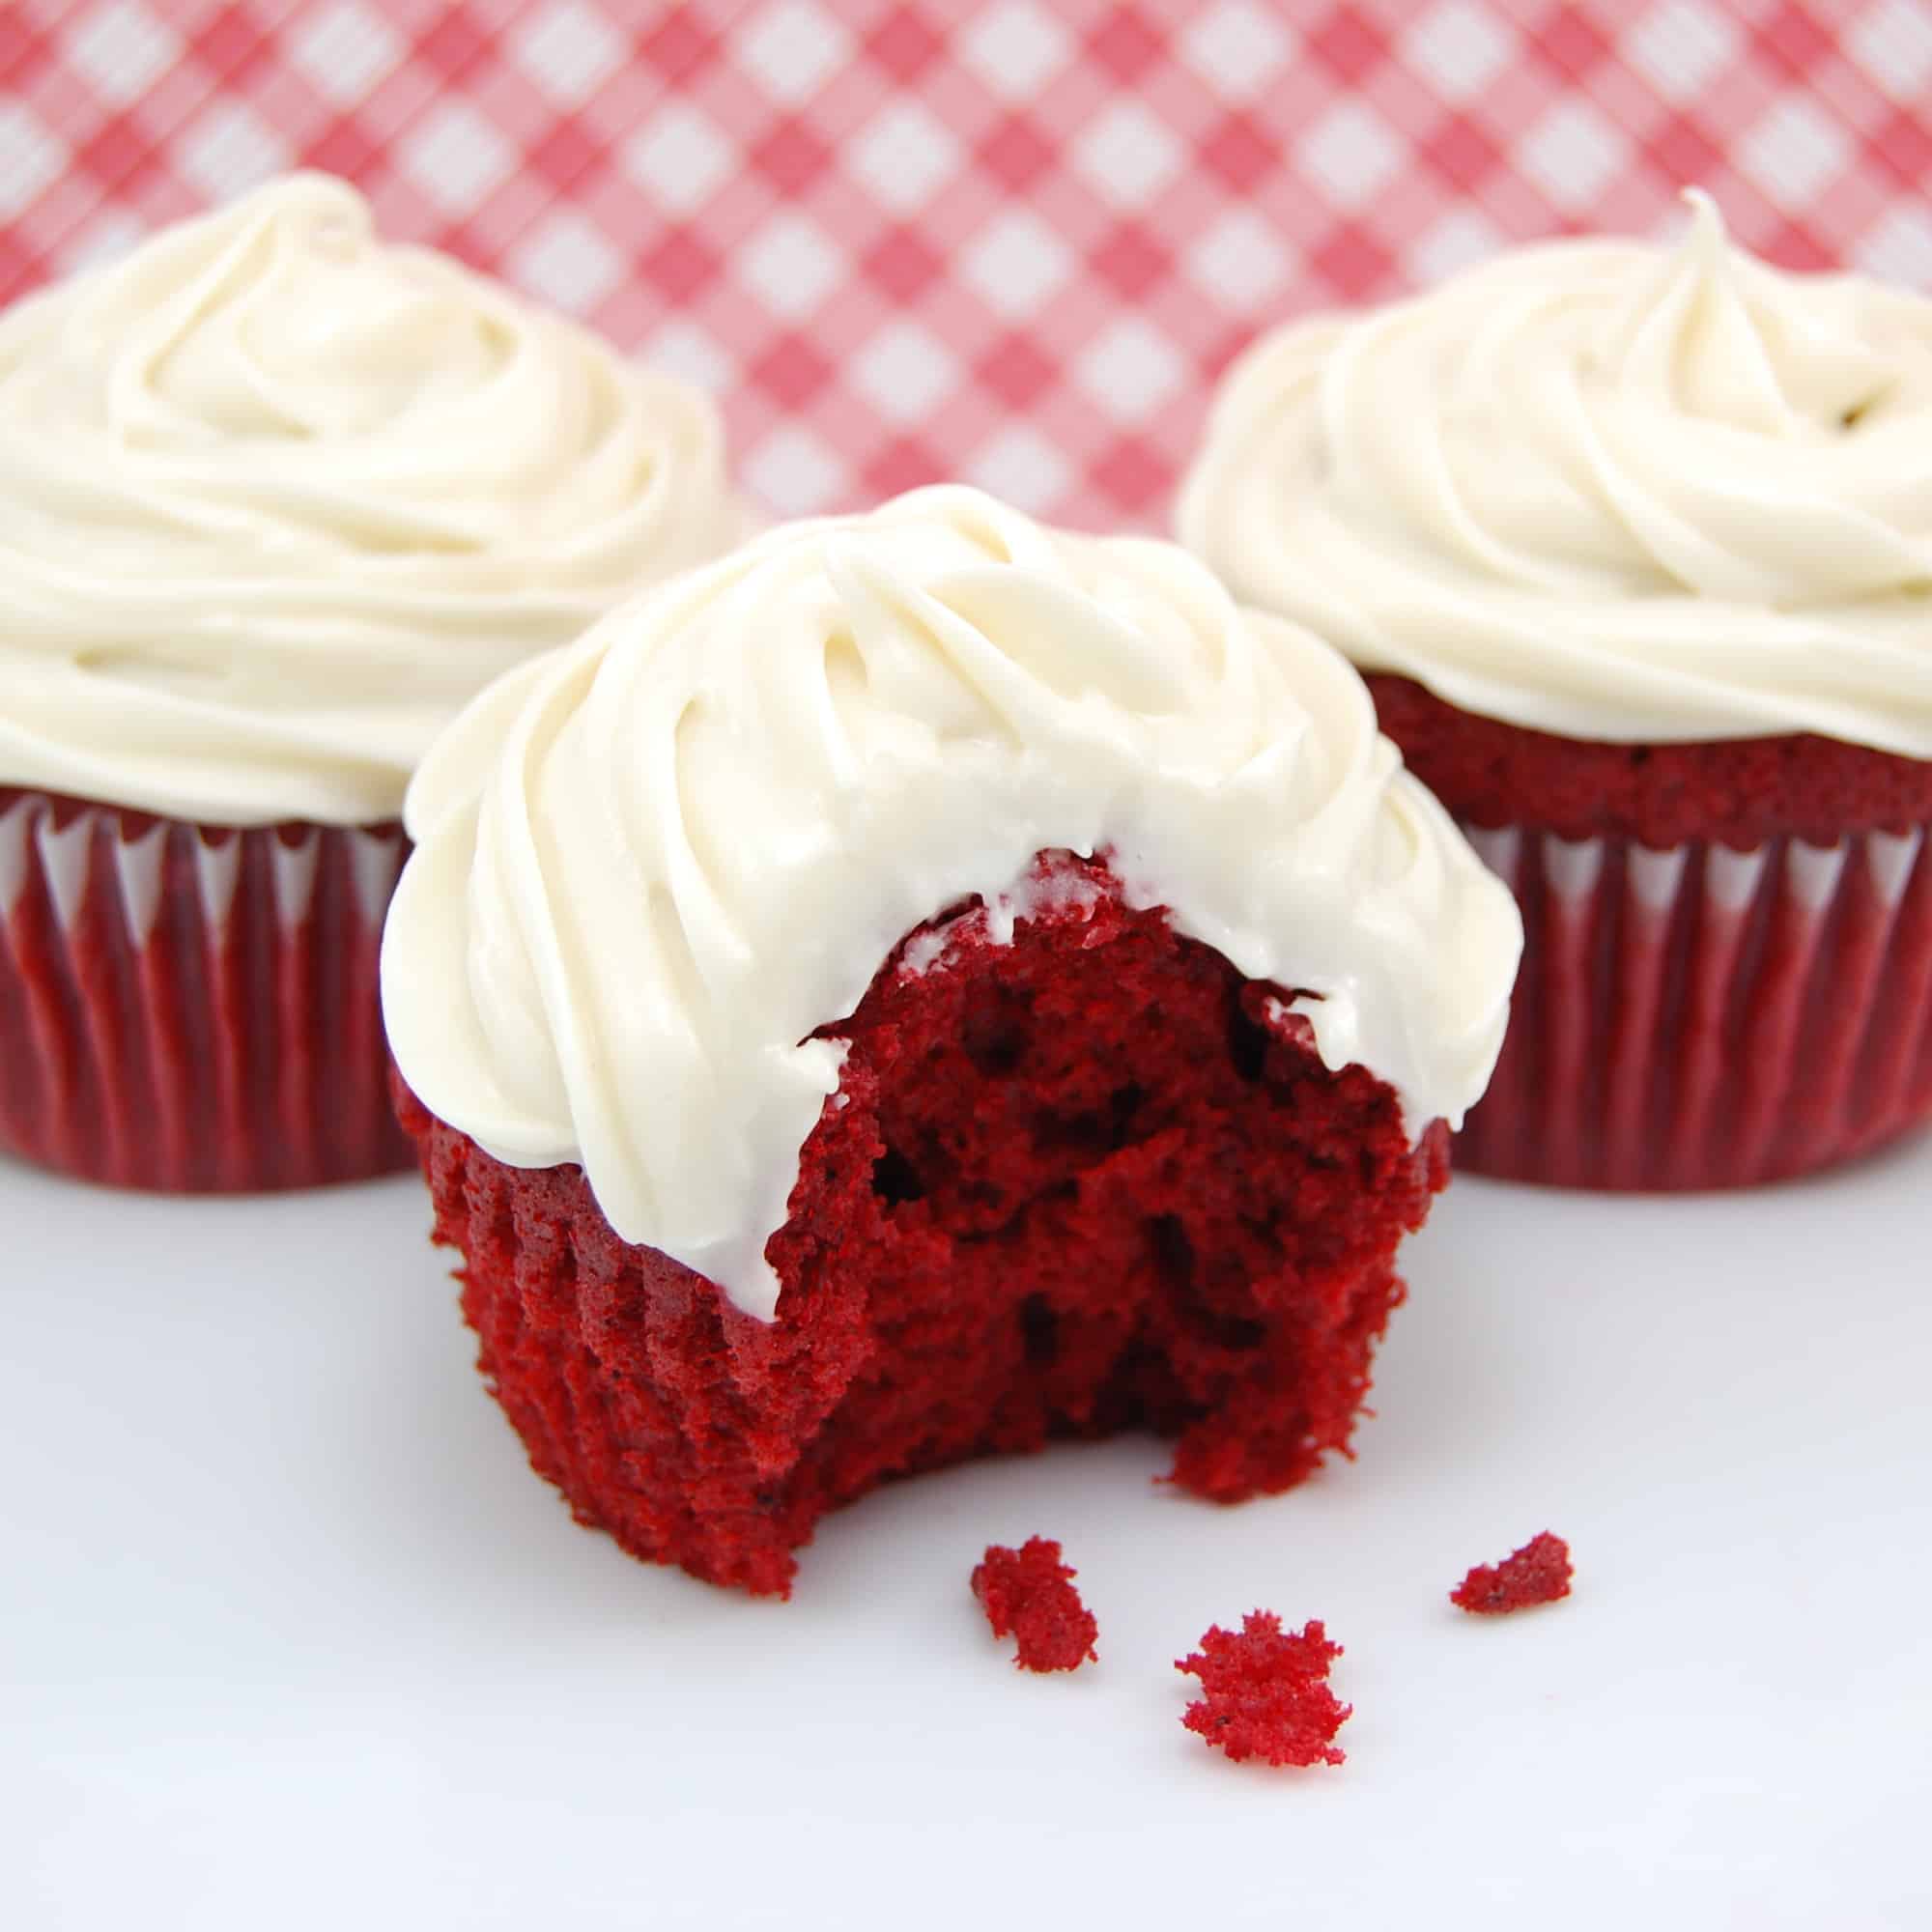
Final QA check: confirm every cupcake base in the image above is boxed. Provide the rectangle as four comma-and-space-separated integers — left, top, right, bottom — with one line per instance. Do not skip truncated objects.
1458, 820, 1932, 1189
1365, 675, 1932, 1189
0, 789, 412, 1192
398, 851, 1451, 1598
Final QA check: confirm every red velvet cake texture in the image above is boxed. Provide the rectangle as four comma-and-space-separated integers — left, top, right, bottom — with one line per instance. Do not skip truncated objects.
1365, 674, 1932, 851
971, 1536, 1097, 1672
1452, 1532, 1574, 1615
1364, 675, 1932, 1189
1176, 1612, 1350, 1767
400, 851, 1451, 1597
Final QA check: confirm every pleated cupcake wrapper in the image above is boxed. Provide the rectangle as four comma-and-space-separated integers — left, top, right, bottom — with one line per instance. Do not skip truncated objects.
1456, 818, 1932, 1189
0, 792, 412, 1191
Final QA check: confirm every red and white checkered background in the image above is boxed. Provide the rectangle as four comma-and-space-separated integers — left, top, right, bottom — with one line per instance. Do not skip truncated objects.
4, 0, 1931, 528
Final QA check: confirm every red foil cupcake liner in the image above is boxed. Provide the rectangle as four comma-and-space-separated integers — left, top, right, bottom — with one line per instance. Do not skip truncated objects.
0, 790, 412, 1191
1456, 819, 1932, 1188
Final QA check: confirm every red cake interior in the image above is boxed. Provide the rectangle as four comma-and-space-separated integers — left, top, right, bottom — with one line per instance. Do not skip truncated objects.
401, 850, 1450, 1597
1451, 1531, 1573, 1615
971, 1536, 1098, 1672
1366, 673, 1932, 847
1176, 1611, 1350, 1768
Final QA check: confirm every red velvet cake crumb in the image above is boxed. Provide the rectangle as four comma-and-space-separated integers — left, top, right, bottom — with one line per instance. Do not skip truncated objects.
1176, 1612, 1350, 1768
1451, 1532, 1573, 1614
971, 1537, 1097, 1672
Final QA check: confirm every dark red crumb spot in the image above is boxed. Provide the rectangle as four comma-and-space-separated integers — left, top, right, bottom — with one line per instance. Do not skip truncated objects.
971, 1537, 1098, 1672
1452, 1531, 1574, 1614
1175, 1612, 1349, 1768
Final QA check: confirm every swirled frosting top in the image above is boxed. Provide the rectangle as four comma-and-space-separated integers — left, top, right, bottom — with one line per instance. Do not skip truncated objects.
1178, 192, 1932, 757
382, 485, 1522, 1319
0, 173, 742, 824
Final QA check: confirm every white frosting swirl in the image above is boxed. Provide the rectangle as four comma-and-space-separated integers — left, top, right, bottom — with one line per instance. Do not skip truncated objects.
383, 486, 1521, 1320
1178, 192, 1932, 757
0, 173, 742, 824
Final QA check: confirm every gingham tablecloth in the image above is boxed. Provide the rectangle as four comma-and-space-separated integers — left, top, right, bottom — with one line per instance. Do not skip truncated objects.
3, 0, 1929, 529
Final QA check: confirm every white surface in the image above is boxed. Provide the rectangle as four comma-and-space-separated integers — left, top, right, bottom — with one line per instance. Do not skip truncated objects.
4, 1138, 1930, 1931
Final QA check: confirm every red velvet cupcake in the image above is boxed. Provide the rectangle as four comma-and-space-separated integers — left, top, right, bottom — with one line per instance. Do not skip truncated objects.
0, 174, 739, 1191
382, 487, 1520, 1595
1179, 192, 1932, 1189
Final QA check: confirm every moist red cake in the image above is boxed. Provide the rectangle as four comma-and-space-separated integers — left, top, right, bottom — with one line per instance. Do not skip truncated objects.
1367, 675, 1932, 852
1451, 1530, 1574, 1615
1176, 1612, 1350, 1768
1, 787, 411, 1190
971, 1536, 1097, 1672
1367, 674, 1932, 1191
398, 850, 1451, 1599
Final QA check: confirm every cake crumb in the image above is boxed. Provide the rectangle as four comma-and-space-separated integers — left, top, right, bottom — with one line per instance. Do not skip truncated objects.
971, 1537, 1097, 1672
1176, 1612, 1349, 1767
1452, 1531, 1573, 1614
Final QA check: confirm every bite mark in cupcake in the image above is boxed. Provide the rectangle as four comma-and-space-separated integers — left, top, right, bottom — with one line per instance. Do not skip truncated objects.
384, 487, 1520, 1594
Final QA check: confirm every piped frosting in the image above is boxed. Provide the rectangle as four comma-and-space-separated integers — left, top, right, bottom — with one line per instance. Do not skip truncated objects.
383, 486, 1522, 1319
1178, 192, 1932, 756
0, 174, 742, 824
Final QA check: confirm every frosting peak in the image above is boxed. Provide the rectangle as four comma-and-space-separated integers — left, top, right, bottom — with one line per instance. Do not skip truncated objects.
383, 486, 1522, 1319
1594, 192, 1891, 443
0, 174, 742, 824
1178, 191, 1932, 754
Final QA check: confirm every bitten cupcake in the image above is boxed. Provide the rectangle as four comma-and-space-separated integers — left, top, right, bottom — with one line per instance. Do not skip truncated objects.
1179, 192, 1932, 1190
0, 174, 741, 1192
383, 486, 1520, 1596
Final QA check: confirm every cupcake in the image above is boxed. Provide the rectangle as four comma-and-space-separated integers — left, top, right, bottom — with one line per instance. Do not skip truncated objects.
0, 174, 741, 1191
383, 485, 1520, 1596
1179, 192, 1932, 1190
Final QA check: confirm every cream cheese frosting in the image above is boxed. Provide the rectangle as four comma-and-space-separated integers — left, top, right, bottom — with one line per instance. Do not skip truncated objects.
0, 173, 742, 825
382, 485, 1522, 1320
1178, 192, 1932, 758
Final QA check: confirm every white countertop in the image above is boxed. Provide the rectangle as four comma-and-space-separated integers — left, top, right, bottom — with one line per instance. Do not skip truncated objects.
5, 1134, 1929, 1930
